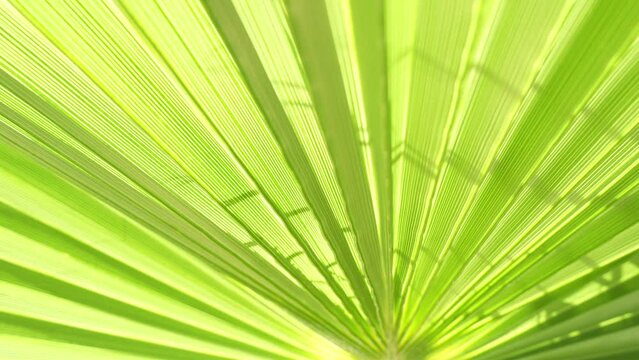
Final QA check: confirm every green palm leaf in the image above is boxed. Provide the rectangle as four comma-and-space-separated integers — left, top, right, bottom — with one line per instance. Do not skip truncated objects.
1, 0, 637, 359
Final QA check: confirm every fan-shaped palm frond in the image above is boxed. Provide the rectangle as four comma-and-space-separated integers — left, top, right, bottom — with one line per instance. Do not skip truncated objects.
1, 0, 638, 359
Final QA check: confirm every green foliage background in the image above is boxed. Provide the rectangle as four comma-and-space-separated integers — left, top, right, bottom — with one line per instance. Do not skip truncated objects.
1, 0, 638, 359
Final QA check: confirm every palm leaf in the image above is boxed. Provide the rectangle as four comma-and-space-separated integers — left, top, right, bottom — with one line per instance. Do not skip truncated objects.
1, 0, 637, 359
